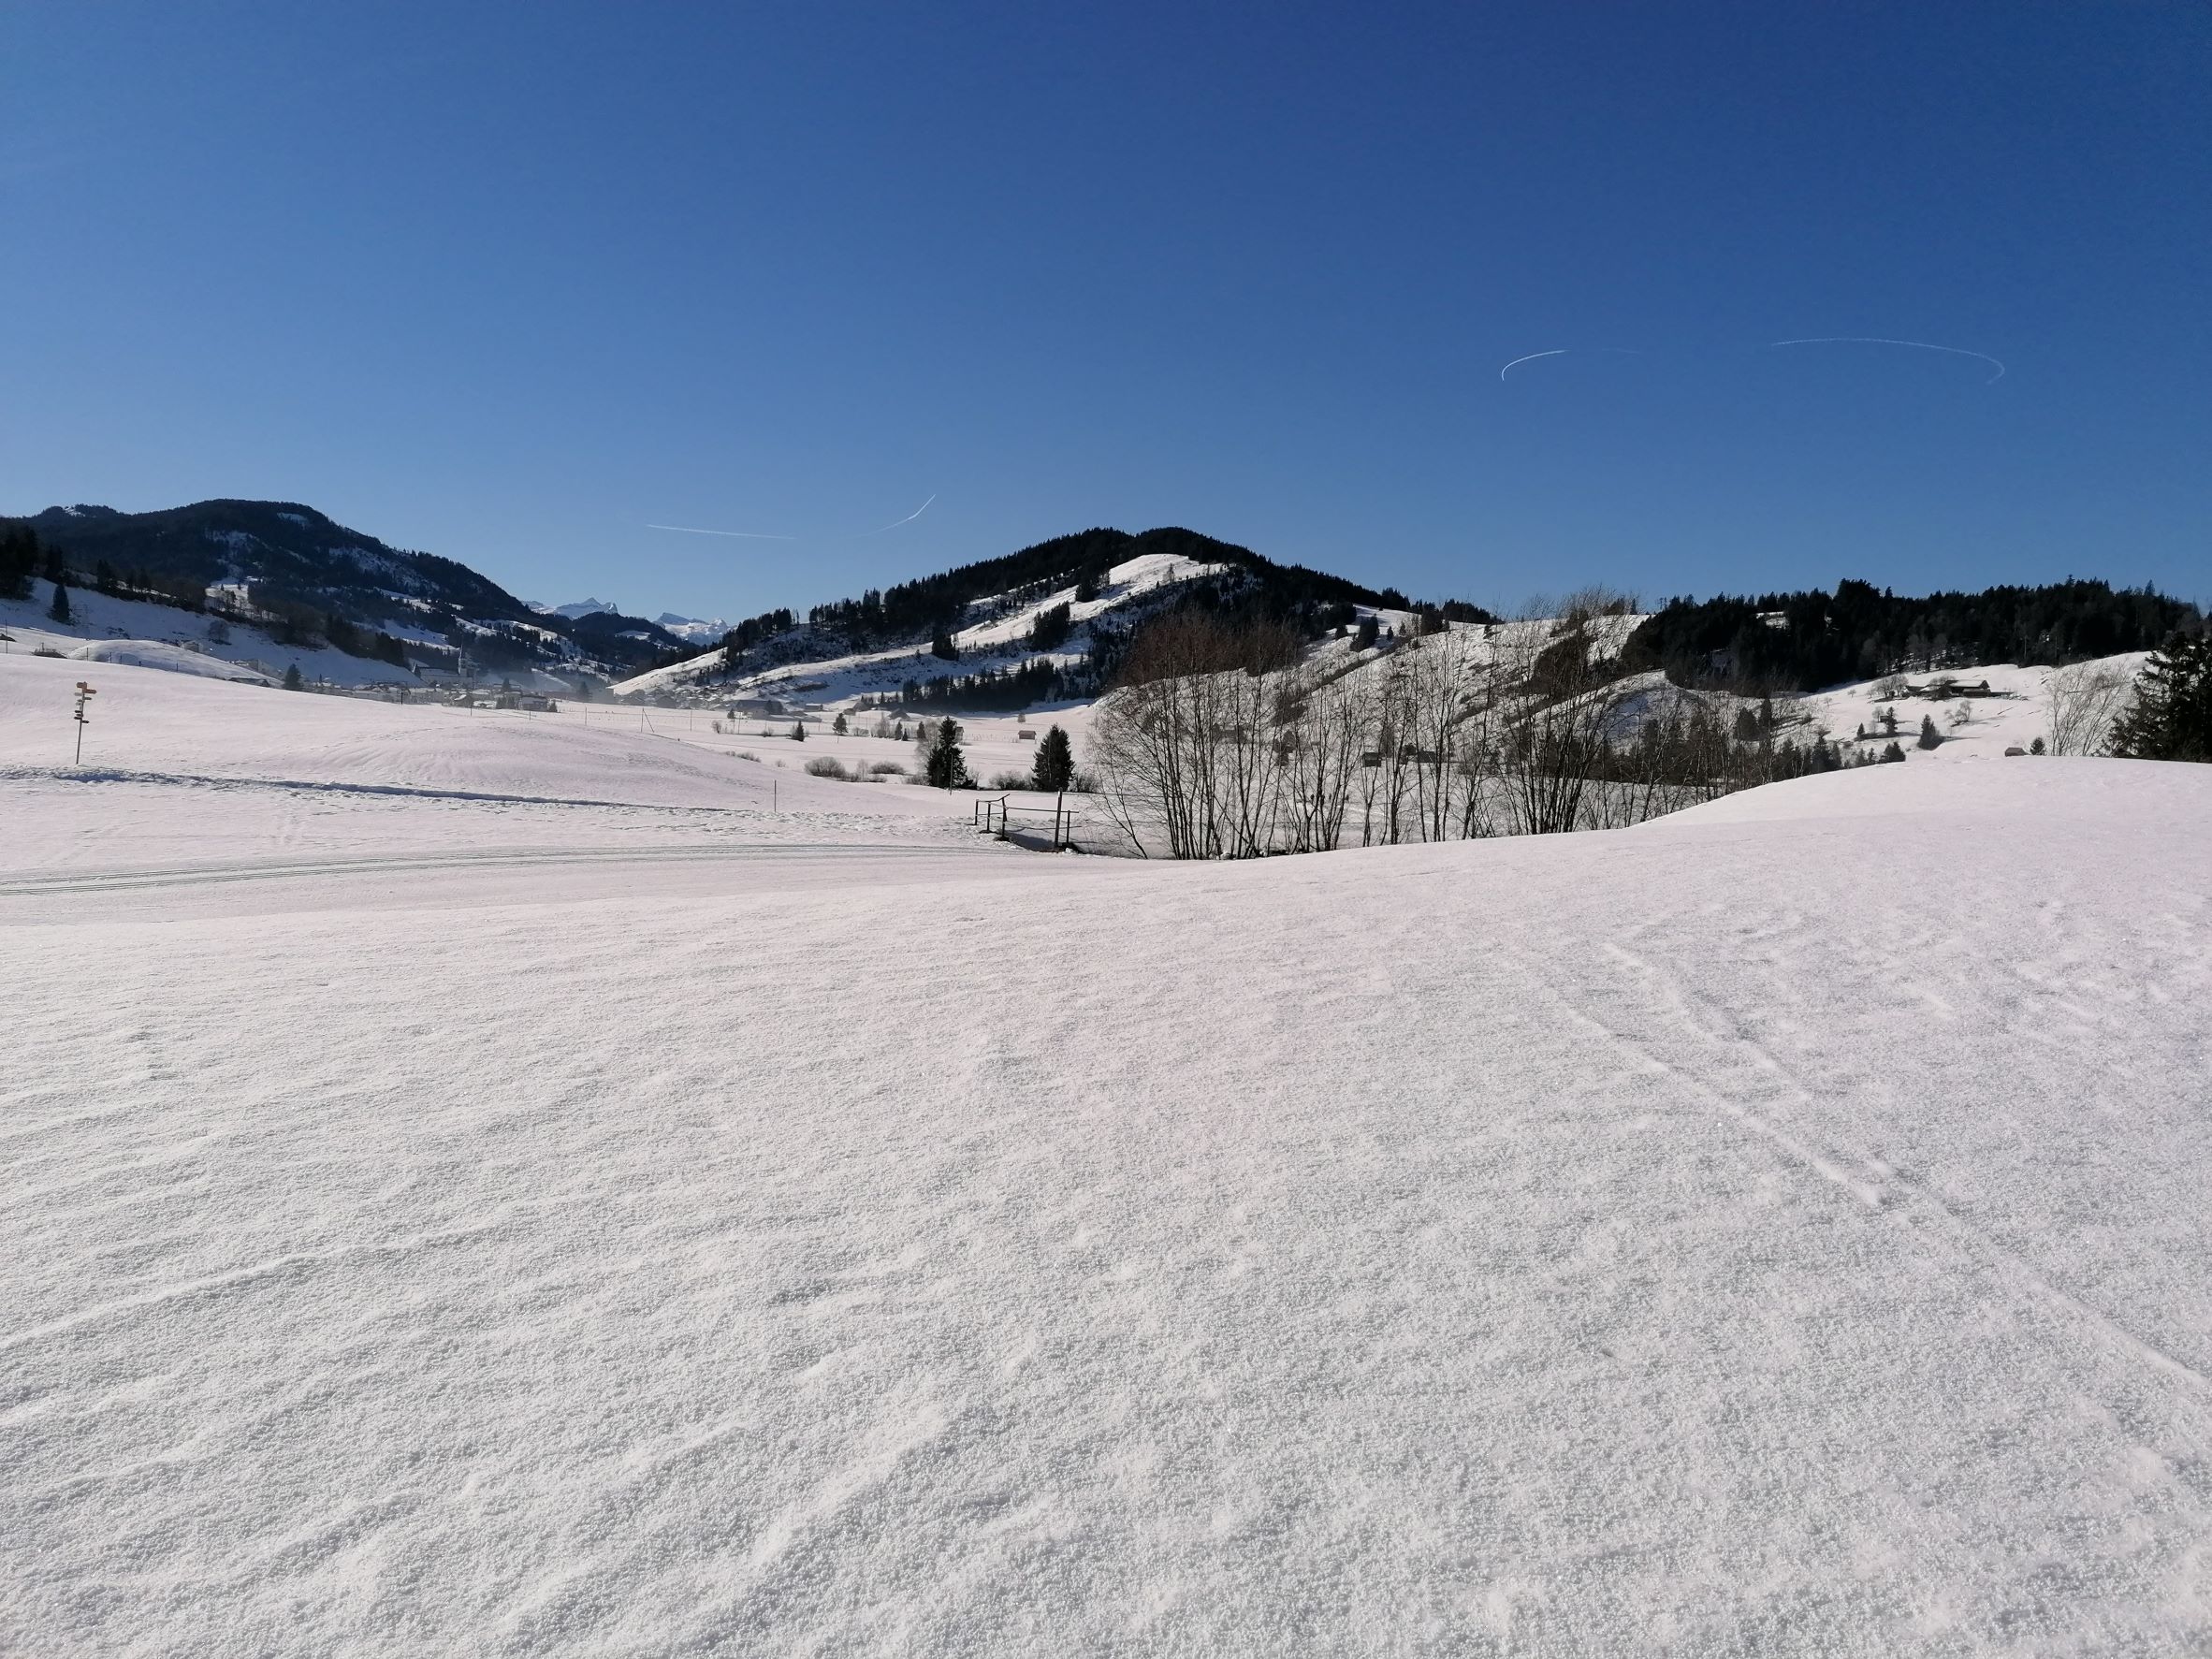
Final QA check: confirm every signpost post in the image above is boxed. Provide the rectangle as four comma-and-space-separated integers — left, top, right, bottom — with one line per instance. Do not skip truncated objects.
73, 680, 97, 764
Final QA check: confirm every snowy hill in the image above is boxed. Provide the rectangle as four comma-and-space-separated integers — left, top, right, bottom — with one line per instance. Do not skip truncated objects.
8, 502, 687, 678
22, 499, 520, 624
615, 546, 1249, 705
6, 677, 2210, 1652
610, 525, 1412, 706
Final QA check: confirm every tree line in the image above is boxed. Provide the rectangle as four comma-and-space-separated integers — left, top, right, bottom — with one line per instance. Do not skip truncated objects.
866, 658, 1073, 713
1627, 577, 2200, 694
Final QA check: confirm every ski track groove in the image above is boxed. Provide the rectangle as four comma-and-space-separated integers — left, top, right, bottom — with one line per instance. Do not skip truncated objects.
1550, 932, 2212, 1406
0, 841, 994, 896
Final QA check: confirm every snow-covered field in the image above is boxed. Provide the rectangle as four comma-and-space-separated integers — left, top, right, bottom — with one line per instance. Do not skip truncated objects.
0, 653, 1004, 878
6, 651, 2212, 1655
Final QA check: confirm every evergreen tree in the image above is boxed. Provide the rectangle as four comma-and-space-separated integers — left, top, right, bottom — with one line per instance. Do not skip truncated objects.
48, 580, 71, 624
931, 622, 960, 661
791, 720, 806, 742
1354, 615, 1380, 649
833, 712, 848, 735
1027, 602, 1072, 650
2108, 632, 2212, 762
924, 718, 969, 789
1916, 714, 1943, 750
283, 663, 304, 691
93, 559, 120, 595
1032, 724, 1075, 791
1882, 740, 1906, 763
0, 527, 36, 600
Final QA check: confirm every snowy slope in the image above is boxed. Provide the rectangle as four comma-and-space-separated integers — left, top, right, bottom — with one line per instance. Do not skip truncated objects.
1, 578, 418, 689
5, 752, 2211, 1654
1800, 658, 2151, 761
65, 637, 280, 684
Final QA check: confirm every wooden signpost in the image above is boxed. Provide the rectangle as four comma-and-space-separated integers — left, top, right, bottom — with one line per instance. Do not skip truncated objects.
73, 680, 96, 764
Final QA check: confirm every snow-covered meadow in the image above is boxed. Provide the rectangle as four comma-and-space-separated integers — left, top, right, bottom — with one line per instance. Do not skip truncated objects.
6, 649, 2211, 1655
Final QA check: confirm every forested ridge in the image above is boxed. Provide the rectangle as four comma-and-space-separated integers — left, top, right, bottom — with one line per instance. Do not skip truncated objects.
1626, 577, 2201, 694
797, 525, 1425, 648
3, 502, 690, 673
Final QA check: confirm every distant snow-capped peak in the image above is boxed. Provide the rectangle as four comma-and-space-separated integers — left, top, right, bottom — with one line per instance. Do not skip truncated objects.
655, 612, 731, 644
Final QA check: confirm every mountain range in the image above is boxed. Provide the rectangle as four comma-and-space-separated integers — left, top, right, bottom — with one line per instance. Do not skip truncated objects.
10, 499, 2195, 704
7, 502, 1419, 693
17, 501, 691, 676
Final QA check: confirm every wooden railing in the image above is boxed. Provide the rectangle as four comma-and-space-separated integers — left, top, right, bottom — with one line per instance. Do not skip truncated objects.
973, 792, 1080, 850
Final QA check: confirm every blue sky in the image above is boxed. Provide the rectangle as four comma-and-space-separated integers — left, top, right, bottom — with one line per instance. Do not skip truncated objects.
4, 1, 2206, 619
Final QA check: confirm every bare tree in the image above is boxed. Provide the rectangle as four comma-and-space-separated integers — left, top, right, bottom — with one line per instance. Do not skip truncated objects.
1091, 612, 1302, 858
1094, 589, 1758, 859
1492, 611, 1637, 835
1276, 665, 1370, 852
2046, 661, 2137, 756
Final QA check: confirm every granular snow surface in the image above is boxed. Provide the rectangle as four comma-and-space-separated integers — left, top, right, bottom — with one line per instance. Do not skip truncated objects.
5, 656, 2212, 1655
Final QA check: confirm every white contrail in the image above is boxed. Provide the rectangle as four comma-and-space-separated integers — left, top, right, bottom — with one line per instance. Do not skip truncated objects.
646, 522, 798, 542
1768, 337, 2005, 384
855, 493, 936, 535
1498, 349, 1569, 381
